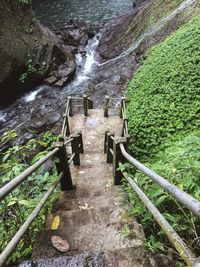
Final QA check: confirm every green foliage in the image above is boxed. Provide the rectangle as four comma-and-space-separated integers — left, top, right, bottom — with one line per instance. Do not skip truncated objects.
123, 131, 200, 256
124, 16, 200, 261
19, 57, 37, 84
19, 0, 29, 4
0, 131, 58, 265
126, 16, 200, 160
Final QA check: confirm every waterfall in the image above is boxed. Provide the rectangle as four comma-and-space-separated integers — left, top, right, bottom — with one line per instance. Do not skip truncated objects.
23, 87, 43, 103
69, 36, 99, 87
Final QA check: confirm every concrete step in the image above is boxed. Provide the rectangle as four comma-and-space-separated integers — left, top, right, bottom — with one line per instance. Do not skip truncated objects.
79, 152, 108, 167
54, 206, 127, 228
68, 109, 123, 153
20, 247, 157, 267
32, 221, 145, 260
52, 186, 124, 212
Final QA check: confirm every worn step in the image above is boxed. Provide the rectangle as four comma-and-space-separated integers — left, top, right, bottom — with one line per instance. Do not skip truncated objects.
69, 109, 123, 153
52, 186, 124, 212
53, 206, 127, 228
19, 252, 104, 267
32, 221, 145, 260
20, 247, 157, 267
79, 152, 108, 167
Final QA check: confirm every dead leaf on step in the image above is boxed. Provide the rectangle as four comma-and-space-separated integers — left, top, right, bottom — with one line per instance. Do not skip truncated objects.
51, 215, 60, 230
51, 236, 69, 252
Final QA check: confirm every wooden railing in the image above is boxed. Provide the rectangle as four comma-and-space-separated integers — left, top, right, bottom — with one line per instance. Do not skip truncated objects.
104, 98, 200, 267
0, 98, 84, 266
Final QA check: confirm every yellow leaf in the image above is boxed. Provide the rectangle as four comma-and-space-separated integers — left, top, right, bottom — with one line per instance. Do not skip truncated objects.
51, 215, 60, 230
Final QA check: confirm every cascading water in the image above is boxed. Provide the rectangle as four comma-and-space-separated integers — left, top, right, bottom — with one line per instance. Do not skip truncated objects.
63, 36, 99, 89
23, 87, 43, 103
22, 36, 99, 103
0, 35, 100, 127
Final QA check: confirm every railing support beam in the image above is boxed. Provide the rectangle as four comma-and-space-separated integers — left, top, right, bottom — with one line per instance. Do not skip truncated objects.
107, 132, 115, 163
113, 137, 127, 185
104, 131, 109, 153
68, 96, 73, 117
71, 134, 80, 166
83, 94, 88, 116
77, 131, 84, 154
88, 98, 93, 109
54, 138, 73, 191
65, 116, 70, 136
119, 97, 126, 118
104, 96, 110, 117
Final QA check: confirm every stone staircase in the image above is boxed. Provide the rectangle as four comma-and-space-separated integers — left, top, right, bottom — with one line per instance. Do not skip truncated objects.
19, 109, 156, 267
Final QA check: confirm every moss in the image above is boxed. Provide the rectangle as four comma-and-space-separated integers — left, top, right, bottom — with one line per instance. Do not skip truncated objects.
126, 15, 200, 160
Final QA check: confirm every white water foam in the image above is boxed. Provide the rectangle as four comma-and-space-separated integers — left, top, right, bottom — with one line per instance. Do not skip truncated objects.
70, 36, 99, 87
75, 53, 83, 66
0, 111, 6, 122
83, 36, 99, 75
23, 87, 43, 102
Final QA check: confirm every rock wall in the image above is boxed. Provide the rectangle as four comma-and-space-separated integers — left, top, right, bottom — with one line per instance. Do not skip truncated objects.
98, 0, 199, 60
0, 0, 75, 104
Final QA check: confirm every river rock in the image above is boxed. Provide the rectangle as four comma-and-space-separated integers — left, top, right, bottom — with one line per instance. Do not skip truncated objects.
56, 19, 95, 48
45, 59, 76, 87
55, 77, 69, 87
44, 76, 58, 86
48, 113, 61, 125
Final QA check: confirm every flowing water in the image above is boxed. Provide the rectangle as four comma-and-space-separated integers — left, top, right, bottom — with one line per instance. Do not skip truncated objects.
32, 0, 133, 28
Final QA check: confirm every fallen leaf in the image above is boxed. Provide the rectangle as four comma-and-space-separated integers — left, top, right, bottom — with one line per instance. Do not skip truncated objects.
51, 215, 60, 230
51, 236, 69, 252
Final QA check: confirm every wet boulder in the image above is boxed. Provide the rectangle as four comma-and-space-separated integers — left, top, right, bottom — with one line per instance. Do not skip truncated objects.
55, 19, 95, 48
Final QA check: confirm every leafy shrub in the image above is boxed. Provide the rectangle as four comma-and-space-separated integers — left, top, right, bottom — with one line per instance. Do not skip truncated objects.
126, 16, 200, 160
123, 131, 200, 255
0, 131, 58, 265
124, 16, 200, 261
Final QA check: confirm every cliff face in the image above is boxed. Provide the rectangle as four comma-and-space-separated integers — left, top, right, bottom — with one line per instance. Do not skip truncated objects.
0, 0, 75, 104
98, 0, 200, 60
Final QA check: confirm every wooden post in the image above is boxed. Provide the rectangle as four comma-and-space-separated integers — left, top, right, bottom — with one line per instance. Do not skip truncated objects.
78, 131, 84, 154
71, 134, 80, 166
104, 96, 109, 117
68, 96, 73, 117
107, 132, 115, 163
88, 98, 93, 109
65, 116, 70, 136
119, 97, 126, 118
113, 137, 127, 185
104, 131, 109, 153
54, 136, 73, 191
83, 94, 88, 116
